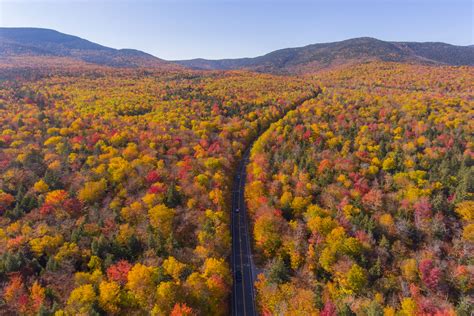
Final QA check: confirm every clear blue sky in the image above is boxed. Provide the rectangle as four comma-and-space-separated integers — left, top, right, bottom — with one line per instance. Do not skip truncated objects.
1, 0, 472, 60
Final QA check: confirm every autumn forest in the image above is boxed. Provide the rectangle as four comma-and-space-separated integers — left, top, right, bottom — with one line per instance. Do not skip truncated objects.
0, 27, 473, 316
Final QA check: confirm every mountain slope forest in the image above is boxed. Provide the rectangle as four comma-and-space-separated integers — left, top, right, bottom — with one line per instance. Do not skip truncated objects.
2, 28, 474, 73
245, 63, 473, 315
0, 28, 177, 69
0, 29, 472, 316
175, 37, 474, 74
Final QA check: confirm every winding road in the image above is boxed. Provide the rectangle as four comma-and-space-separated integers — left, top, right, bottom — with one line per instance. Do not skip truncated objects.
231, 89, 321, 316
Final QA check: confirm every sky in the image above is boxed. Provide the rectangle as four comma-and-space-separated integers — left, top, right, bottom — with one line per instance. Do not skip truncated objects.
0, 0, 473, 60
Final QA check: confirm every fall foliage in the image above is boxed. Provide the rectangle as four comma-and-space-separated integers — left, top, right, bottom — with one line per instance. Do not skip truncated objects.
0, 59, 472, 315
246, 63, 473, 315
0, 64, 316, 314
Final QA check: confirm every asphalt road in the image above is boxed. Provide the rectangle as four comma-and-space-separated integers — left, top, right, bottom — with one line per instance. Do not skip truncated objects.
231, 148, 257, 316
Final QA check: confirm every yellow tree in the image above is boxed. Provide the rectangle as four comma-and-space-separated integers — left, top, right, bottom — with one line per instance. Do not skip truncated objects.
78, 179, 107, 204
163, 256, 186, 281
66, 284, 97, 315
99, 280, 122, 315
127, 263, 157, 307
148, 204, 175, 236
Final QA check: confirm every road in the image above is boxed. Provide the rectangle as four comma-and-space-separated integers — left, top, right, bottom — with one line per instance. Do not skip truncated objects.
230, 89, 320, 316
231, 147, 257, 316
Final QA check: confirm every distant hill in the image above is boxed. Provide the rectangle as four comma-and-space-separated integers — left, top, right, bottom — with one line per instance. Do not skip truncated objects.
1, 29, 472, 73
0, 27, 177, 68
175, 37, 474, 73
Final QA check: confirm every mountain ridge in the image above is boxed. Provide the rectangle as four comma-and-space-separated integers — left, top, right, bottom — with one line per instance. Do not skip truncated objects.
1, 28, 472, 73
175, 37, 474, 73
0, 27, 177, 68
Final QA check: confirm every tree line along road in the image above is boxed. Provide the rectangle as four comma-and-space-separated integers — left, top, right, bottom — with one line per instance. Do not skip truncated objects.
231, 89, 321, 316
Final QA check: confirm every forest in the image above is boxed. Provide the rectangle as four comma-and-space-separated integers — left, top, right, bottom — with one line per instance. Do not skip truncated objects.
0, 66, 315, 314
0, 61, 472, 315
246, 63, 473, 315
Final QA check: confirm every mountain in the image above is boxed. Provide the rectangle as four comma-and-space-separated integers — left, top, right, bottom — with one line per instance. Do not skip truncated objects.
175, 37, 474, 74
0, 27, 176, 68
2, 29, 472, 73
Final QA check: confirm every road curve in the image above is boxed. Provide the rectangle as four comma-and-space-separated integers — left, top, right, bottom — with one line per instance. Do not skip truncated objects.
231, 89, 321, 316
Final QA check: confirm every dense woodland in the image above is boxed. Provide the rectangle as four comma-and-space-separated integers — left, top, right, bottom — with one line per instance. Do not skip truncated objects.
246, 64, 473, 315
0, 66, 315, 315
0, 61, 472, 315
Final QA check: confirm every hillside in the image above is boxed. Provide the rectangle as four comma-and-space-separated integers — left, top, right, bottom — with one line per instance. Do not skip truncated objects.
175, 37, 474, 73
0, 27, 176, 68
2, 29, 472, 73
